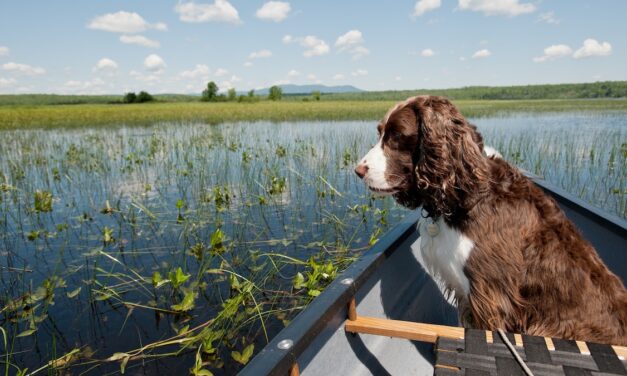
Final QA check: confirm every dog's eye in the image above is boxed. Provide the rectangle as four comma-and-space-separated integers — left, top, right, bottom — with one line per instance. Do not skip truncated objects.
387, 130, 401, 140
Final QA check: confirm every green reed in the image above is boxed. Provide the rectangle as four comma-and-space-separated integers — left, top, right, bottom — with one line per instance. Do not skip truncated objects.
2, 99, 627, 130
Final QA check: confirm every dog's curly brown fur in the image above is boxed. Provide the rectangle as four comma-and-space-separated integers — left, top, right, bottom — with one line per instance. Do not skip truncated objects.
379, 95, 627, 345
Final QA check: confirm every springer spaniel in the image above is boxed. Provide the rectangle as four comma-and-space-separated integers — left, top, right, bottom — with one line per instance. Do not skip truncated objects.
355, 95, 627, 345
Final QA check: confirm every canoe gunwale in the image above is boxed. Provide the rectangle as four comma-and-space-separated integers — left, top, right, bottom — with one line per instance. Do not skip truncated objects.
239, 210, 422, 375
529, 175, 627, 236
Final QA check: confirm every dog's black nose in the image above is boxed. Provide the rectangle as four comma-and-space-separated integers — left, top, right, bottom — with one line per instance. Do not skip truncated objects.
355, 164, 368, 179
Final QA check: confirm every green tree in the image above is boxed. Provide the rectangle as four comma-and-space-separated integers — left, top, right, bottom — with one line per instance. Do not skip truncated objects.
268, 85, 282, 101
136, 91, 154, 103
123, 92, 137, 103
202, 81, 219, 102
311, 90, 321, 101
247, 89, 255, 98
227, 88, 237, 101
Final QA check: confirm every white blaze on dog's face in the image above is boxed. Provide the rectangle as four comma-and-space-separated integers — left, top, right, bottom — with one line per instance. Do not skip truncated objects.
356, 137, 394, 194
354, 99, 419, 195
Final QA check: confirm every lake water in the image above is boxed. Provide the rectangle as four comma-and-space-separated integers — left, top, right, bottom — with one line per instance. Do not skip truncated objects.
0, 113, 625, 374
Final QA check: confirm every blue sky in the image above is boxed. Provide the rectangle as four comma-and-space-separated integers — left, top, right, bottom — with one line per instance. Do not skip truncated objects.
0, 1, 624, 94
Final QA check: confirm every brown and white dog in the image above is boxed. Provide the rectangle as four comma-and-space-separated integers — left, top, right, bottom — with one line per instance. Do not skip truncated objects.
354, 95, 627, 345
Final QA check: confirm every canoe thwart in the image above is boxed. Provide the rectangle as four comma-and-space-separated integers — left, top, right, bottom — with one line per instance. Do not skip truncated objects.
344, 316, 463, 343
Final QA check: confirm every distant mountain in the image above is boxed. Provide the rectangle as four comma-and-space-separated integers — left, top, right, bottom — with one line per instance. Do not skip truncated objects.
255, 84, 364, 95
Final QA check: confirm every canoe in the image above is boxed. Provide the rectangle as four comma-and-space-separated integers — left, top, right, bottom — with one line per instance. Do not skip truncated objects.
240, 176, 627, 375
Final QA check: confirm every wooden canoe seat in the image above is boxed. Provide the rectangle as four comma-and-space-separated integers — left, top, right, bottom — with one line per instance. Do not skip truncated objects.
344, 298, 627, 375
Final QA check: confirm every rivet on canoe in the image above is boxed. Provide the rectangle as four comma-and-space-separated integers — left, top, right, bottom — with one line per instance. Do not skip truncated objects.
277, 339, 293, 350
340, 278, 354, 285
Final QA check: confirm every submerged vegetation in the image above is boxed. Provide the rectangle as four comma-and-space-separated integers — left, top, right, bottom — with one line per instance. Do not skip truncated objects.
0, 121, 401, 374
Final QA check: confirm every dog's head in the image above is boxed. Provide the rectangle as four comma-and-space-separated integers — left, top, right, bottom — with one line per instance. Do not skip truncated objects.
355, 95, 488, 218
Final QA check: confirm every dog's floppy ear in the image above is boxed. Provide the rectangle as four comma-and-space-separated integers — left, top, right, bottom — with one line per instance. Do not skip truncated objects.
411, 96, 488, 219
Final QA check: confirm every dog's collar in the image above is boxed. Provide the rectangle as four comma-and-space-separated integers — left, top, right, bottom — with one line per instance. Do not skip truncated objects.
420, 208, 440, 237
421, 207, 436, 220
418, 211, 440, 238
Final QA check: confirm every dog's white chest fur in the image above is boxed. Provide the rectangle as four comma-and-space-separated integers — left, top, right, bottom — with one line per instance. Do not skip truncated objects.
418, 217, 474, 299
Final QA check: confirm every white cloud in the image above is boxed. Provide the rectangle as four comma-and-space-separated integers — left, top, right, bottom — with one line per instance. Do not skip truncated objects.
243, 61, 253, 67
130, 70, 161, 82
302, 36, 330, 57
472, 49, 491, 58
0, 77, 17, 87
272, 79, 291, 86
307, 74, 317, 81
573, 39, 612, 59
93, 58, 118, 72
153, 22, 168, 31
284, 35, 330, 57
458, 0, 535, 17
532, 44, 572, 63
214, 68, 229, 77
0, 46, 8, 56
249, 49, 272, 59
537, 11, 559, 24
335, 30, 364, 50
2, 62, 46, 75
421, 48, 435, 57
351, 69, 368, 76
335, 30, 369, 60
287, 69, 300, 77
395, 76, 402, 81
175, 1, 241, 24
88, 11, 167, 33
120, 35, 160, 48
230, 75, 242, 83
180, 64, 210, 79
349, 46, 370, 60
333, 74, 345, 80
219, 80, 237, 90
256, 1, 291, 22
62, 78, 106, 94
413, 0, 441, 17
144, 54, 166, 73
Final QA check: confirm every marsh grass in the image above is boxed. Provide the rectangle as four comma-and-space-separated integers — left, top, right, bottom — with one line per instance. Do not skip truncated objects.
476, 113, 626, 218
2, 99, 627, 129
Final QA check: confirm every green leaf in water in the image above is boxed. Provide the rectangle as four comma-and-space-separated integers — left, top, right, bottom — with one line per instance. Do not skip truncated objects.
293, 272, 305, 289
171, 290, 196, 312
168, 267, 190, 289
231, 343, 254, 365
16, 329, 37, 337
67, 287, 81, 298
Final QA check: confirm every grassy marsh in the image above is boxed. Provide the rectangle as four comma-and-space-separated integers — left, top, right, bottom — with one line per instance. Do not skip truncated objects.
2, 99, 627, 129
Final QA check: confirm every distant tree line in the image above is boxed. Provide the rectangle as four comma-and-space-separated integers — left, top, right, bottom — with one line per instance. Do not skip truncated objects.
201, 81, 283, 102
123, 91, 154, 103
321, 81, 627, 101
2, 81, 627, 107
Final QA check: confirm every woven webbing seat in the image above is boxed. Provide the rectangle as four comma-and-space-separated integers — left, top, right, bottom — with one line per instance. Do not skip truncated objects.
343, 298, 626, 376
434, 328, 627, 376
